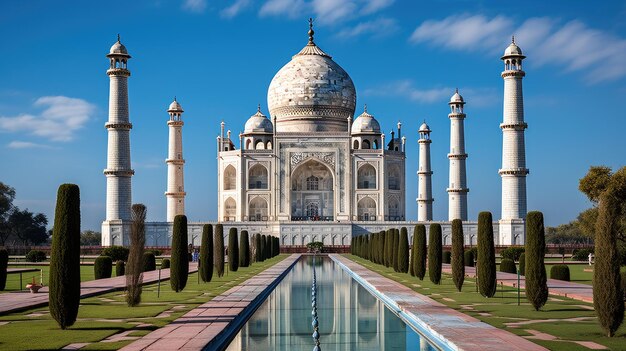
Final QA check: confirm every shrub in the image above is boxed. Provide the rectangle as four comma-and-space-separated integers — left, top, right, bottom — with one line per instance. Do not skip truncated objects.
0, 249, 9, 290
273, 236, 280, 257
414, 225, 426, 280
443, 251, 451, 264
451, 219, 465, 292
464, 250, 475, 267
25, 250, 46, 262
477, 211, 496, 298
115, 260, 125, 276
239, 230, 250, 268
259, 235, 266, 261
161, 258, 170, 269
593, 190, 625, 337
572, 248, 594, 261
170, 215, 188, 292
255, 234, 262, 262
200, 224, 213, 282
94, 256, 112, 279
398, 228, 409, 273
215, 224, 225, 276
142, 252, 156, 272
102, 246, 129, 262
519, 253, 526, 275
264, 235, 271, 260
526, 211, 548, 311
550, 265, 570, 281
228, 228, 239, 272
500, 247, 525, 261
428, 224, 442, 284
126, 203, 146, 307
49, 184, 81, 329
385, 229, 393, 268
499, 258, 517, 274
392, 229, 400, 272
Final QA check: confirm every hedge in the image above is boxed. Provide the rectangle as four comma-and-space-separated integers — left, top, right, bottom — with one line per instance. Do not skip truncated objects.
26, 250, 47, 262
115, 260, 125, 276
101, 246, 129, 262
398, 228, 409, 273
550, 265, 570, 281
94, 256, 112, 279
451, 219, 465, 292
443, 251, 451, 264
499, 258, 517, 274
161, 258, 171, 269
228, 228, 239, 272
143, 252, 156, 272
239, 230, 250, 268
519, 253, 526, 275
500, 247, 525, 261
199, 224, 213, 282
215, 224, 225, 276
414, 225, 427, 280
464, 250, 475, 267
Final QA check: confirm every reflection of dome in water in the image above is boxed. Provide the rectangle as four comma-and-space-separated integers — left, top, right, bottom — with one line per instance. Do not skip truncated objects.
267, 21, 356, 133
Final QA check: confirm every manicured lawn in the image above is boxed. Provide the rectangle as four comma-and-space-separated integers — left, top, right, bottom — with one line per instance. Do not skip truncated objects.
346, 254, 626, 351
0, 255, 287, 350
2, 265, 111, 293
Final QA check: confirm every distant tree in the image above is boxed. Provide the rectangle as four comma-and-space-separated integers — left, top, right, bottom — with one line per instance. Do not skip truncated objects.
518, 253, 526, 275
0, 248, 8, 291
0, 182, 15, 246
594, 181, 625, 337
170, 215, 189, 292
451, 219, 465, 292
215, 224, 225, 276
428, 224, 442, 284
477, 212, 496, 298
126, 204, 146, 307
199, 224, 213, 282
398, 228, 409, 273
239, 230, 250, 268
9, 209, 48, 245
228, 228, 239, 272
49, 184, 81, 329
414, 225, 426, 280
525, 211, 548, 310
499, 258, 517, 274
80, 230, 101, 246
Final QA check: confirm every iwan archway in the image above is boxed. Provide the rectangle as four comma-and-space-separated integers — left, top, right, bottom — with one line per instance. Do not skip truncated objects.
290, 159, 334, 221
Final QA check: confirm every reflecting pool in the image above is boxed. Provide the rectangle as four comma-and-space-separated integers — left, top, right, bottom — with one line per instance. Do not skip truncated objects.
225, 256, 438, 351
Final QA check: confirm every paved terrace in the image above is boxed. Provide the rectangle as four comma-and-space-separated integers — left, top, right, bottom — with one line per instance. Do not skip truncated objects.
0, 263, 198, 315
442, 264, 593, 303
120, 254, 301, 351
331, 254, 547, 351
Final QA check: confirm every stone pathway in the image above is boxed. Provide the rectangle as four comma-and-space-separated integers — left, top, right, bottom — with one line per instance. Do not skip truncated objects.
119, 255, 300, 351
0, 263, 198, 315
442, 264, 594, 303
331, 254, 547, 351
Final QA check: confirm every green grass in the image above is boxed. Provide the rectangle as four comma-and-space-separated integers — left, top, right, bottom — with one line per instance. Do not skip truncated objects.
1, 265, 110, 293
0, 255, 287, 350
346, 254, 626, 351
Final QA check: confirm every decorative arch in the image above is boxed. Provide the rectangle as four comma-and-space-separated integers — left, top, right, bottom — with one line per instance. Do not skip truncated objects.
224, 197, 236, 221
373, 139, 379, 150
357, 197, 377, 221
353, 139, 359, 149
266, 141, 272, 149
249, 196, 268, 221
362, 139, 371, 149
223, 165, 236, 190
255, 139, 265, 150
290, 159, 334, 221
248, 164, 268, 189
357, 164, 376, 189
245, 139, 252, 150
387, 196, 400, 220
387, 164, 401, 190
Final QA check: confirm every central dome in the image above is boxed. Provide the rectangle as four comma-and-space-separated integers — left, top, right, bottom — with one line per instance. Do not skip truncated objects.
267, 24, 356, 133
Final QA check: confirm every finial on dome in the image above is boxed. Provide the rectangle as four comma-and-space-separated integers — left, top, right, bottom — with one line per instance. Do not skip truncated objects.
512, 35, 515, 44
174, 96, 177, 102
455, 87, 458, 94
257, 103, 261, 113
308, 18, 315, 44
117, 33, 121, 42
364, 104, 367, 113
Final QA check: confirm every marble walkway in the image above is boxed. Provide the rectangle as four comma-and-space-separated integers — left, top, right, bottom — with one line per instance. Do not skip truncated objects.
119, 254, 300, 351
0, 263, 198, 315
442, 264, 594, 303
331, 254, 547, 351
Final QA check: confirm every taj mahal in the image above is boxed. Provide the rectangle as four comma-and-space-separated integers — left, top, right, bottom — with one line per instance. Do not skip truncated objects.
101, 21, 529, 248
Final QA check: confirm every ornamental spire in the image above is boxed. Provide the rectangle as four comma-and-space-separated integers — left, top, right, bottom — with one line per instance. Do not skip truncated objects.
308, 18, 315, 45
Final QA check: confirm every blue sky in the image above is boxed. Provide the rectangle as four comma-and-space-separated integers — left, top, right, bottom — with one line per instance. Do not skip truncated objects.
1, 0, 625, 231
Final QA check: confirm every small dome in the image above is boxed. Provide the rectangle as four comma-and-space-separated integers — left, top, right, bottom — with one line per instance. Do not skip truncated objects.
419, 122, 431, 133
107, 35, 131, 58
351, 106, 380, 134
244, 107, 273, 134
502, 37, 525, 58
449, 89, 464, 104
168, 98, 183, 112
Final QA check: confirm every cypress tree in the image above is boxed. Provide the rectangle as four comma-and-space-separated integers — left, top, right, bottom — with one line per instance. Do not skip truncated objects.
398, 228, 409, 273
451, 219, 465, 292
525, 211, 548, 310
477, 212, 497, 298
199, 224, 213, 283
239, 230, 250, 267
385, 229, 392, 267
409, 229, 416, 276
428, 224, 442, 284
274, 236, 280, 256
228, 228, 239, 272
215, 224, 225, 276
255, 234, 262, 262
414, 224, 427, 280
49, 184, 81, 329
393, 229, 401, 272
94, 256, 113, 279
264, 235, 271, 259
143, 252, 156, 272
518, 253, 526, 275
259, 235, 266, 261
170, 215, 189, 292
126, 204, 146, 307
0, 249, 8, 291
593, 192, 625, 337
115, 260, 125, 277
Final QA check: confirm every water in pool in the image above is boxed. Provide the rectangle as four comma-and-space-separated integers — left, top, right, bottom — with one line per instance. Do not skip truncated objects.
225, 256, 438, 350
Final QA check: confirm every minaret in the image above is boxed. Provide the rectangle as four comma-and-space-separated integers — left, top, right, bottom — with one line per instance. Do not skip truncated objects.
102, 35, 134, 246
417, 122, 433, 221
499, 37, 528, 244
165, 98, 186, 222
447, 89, 469, 221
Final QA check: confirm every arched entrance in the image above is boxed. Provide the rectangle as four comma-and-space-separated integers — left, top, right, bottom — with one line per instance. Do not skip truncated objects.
290, 159, 334, 221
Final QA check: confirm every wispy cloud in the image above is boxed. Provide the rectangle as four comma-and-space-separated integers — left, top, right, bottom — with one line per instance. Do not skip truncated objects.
221, 0, 252, 18
0, 96, 96, 142
364, 80, 498, 106
7, 141, 52, 149
337, 17, 398, 39
410, 14, 626, 82
260, 0, 393, 24
182, 0, 207, 13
